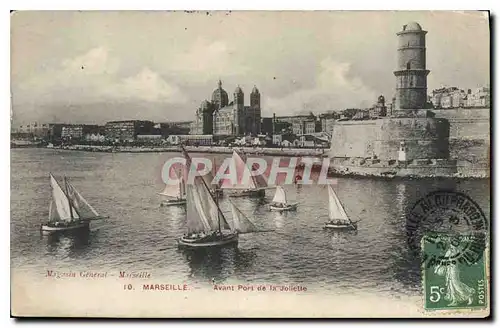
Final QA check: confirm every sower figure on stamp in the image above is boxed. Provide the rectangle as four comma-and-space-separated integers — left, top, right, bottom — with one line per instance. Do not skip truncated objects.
433, 240, 475, 306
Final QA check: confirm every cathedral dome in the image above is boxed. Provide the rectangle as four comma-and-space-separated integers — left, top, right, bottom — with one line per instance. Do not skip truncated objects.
251, 85, 260, 94
211, 79, 229, 109
234, 86, 243, 94
403, 22, 422, 31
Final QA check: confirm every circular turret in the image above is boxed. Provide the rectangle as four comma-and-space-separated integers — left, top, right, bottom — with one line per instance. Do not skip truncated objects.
403, 22, 422, 31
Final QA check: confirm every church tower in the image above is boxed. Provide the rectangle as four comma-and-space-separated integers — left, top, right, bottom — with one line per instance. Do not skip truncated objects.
250, 85, 260, 108
233, 86, 244, 135
250, 86, 261, 135
394, 22, 430, 110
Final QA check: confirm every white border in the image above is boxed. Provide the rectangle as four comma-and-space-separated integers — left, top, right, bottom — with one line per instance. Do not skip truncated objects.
3, 1, 497, 327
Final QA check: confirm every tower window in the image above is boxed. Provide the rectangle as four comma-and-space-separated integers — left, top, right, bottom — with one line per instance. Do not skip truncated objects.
407, 61, 411, 70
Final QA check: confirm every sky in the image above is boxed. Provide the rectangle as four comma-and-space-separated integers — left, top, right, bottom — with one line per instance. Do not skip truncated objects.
10, 10, 490, 125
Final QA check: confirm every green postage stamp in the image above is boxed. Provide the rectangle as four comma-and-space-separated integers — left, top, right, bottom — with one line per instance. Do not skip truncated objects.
422, 233, 488, 310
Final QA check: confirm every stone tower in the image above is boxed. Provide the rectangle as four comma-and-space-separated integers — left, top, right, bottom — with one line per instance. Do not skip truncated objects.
233, 86, 244, 135
394, 22, 430, 110
200, 100, 213, 135
250, 85, 260, 108
250, 85, 262, 135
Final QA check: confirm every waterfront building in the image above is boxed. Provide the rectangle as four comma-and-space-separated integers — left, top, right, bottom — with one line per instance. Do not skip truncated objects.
369, 96, 388, 117
136, 134, 164, 144
465, 86, 491, 108
12, 122, 67, 141
272, 134, 282, 145
431, 87, 467, 108
261, 117, 274, 135
190, 80, 262, 137
104, 120, 155, 142
430, 85, 490, 109
85, 133, 106, 143
157, 122, 190, 137
169, 121, 193, 132
13, 122, 51, 138
166, 134, 213, 146
292, 122, 303, 135
61, 124, 99, 140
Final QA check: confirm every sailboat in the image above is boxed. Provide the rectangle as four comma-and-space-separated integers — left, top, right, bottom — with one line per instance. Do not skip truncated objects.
269, 185, 298, 211
178, 146, 237, 248
323, 184, 358, 230
221, 150, 268, 198
177, 147, 269, 248
159, 167, 186, 206
41, 173, 106, 234
208, 156, 224, 198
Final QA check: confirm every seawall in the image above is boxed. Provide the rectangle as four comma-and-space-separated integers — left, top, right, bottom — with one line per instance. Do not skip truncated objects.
328, 114, 489, 179
433, 108, 490, 177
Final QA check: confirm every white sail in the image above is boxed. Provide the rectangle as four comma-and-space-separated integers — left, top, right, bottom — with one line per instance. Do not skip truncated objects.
328, 184, 350, 223
220, 151, 257, 190
229, 201, 259, 234
272, 186, 288, 204
160, 168, 185, 198
238, 151, 268, 189
185, 173, 231, 234
48, 199, 58, 222
181, 146, 230, 233
185, 181, 212, 234
66, 181, 100, 218
50, 174, 79, 221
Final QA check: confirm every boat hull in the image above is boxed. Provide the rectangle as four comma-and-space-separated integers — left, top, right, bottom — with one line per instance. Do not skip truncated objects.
40, 221, 90, 234
160, 199, 187, 206
177, 233, 239, 248
228, 189, 265, 198
323, 222, 357, 231
269, 203, 298, 212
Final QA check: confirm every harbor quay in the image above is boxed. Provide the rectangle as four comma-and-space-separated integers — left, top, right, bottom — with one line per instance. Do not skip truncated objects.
47, 144, 327, 157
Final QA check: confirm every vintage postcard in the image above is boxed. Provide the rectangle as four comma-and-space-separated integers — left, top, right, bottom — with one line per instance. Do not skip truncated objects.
10, 10, 490, 318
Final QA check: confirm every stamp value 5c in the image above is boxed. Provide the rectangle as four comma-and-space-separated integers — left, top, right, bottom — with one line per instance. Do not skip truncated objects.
422, 234, 488, 310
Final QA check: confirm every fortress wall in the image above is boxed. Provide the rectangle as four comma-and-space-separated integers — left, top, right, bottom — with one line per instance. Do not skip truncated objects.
330, 118, 449, 161
432, 108, 490, 140
433, 108, 490, 166
377, 118, 449, 160
329, 121, 379, 158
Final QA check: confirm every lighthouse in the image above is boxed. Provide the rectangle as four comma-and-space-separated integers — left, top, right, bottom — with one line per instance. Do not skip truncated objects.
394, 22, 430, 110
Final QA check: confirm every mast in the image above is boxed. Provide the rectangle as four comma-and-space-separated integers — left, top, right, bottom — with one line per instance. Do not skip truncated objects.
177, 167, 183, 199
64, 177, 83, 219
181, 144, 228, 231
64, 177, 74, 221
215, 182, 221, 233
